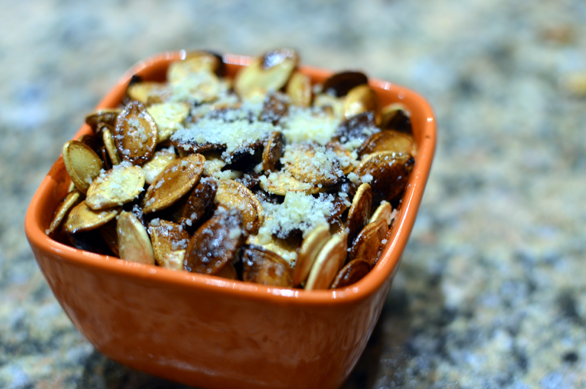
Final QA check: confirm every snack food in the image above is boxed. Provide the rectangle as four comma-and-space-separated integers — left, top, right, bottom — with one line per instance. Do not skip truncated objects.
48, 49, 416, 290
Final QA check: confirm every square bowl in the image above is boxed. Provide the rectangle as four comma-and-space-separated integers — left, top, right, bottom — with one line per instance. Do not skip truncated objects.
25, 51, 436, 389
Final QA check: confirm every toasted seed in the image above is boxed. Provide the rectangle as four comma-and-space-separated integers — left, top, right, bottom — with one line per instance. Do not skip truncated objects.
64, 201, 120, 234
147, 102, 190, 143
167, 52, 221, 84
117, 211, 155, 265
354, 151, 415, 204
246, 232, 300, 265
242, 246, 293, 287
67, 230, 111, 255
305, 233, 348, 290
183, 209, 246, 275
215, 180, 264, 234
127, 81, 170, 104
99, 220, 119, 256
284, 143, 344, 186
286, 71, 312, 107
334, 111, 378, 145
330, 259, 371, 289
292, 224, 331, 286
346, 183, 372, 246
142, 154, 205, 213
347, 218, 387, 266
102, 127, 122, 165
370, 201, 393, 225
343, 85, 381, 124
85, 109, 122, 132
262, 131, 285, 173
85, 164, 145, 210
141, 149, 177, 185
322, 71, 368, 97
329, 218, 345, 235
313, 93, 344, 119
47, 190, 82, 237
78, 134, 98, 150
99, 146, 111, 170
62, 141, 104, 194
327, 195, 350, 223
381, 103, 412, 134
234, 48, 299, 101
325, 141, 356, 175
215, 262, 238, 280
149, 220, 190, 269
259, 171, 324, 196
358, 130, 416, 158
114, 101, 158, 165
180, 178, 218, 228
260, 93, 289, 125
235, 172, 262, 190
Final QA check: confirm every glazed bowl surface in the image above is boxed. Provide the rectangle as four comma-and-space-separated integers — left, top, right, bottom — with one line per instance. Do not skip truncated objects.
25, 51, 436, 389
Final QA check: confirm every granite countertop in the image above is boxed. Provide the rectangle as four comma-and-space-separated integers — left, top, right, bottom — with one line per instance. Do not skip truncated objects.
1, 0, 585, 388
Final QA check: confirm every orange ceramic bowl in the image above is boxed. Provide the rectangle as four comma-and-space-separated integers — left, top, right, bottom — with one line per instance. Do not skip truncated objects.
25, 51, 435, 389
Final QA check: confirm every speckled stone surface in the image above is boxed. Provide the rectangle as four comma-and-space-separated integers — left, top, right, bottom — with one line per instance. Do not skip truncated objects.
2, 0, 586, 388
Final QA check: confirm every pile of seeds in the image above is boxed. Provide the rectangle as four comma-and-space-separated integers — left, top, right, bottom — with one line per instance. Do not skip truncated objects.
48, 49, 416, 290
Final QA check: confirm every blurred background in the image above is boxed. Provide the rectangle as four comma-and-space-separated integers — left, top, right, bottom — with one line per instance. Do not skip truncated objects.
1, 0, 585, 388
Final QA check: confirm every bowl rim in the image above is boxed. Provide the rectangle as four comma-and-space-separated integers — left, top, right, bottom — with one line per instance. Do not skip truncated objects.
25, 50, 436, 305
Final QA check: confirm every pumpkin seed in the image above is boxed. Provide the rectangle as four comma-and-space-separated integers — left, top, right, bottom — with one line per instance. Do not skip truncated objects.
215, 262, 238, 280
47, 190, 82, 237
62, 140, 104, 194
322, 71, 368, 97
149, 219, 190, 270
141, 149, 177, 185
102, 127, 122, 165
347, 218, 387, 266
283, 143, 344, 186
99, 220, 119, 256
370, 201, 393, 226
114, 101, 158, 165
147, 102, 190, 143
259, 171, 323, 196
117, 211, 155, 265
183, 209, 246, 275
180, 178, 218, 229
127, 81, 170, 105
343, 85, 381, 124
215, 180, 264, 234
142, 153, 205, 213
85, 164, 145, 210
167, 52, 222, 83
346, 183, 372, 246
330, 259, 370, 289
242, 245, 293, 287
85, 108, 121, 132
260, 93, 289, 125
381, 103, 412, 134
358, 130, 416, 158
64, 201, 120, 234
305, 232, 348, 290
286, 71, 312, 107
292, 224, 330, 286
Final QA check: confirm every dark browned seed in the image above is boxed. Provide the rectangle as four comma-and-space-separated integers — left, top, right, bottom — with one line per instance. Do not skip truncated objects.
114, 101, 158, 165
292, 224, 330, 286
343, 85, 381, 124
241, 245, 293, 287
262, 131, 285, 172
215, 262, 238, 280
64, 201, 121, 234
183, 210, 246, 275
334, 111, 377, 144
234, 172, 262, 190
142, 154, 205, 213
330, 259, 371, 289
149, 219, 190, 270
180, 178, 218, 229
62, 140, 104, 194
347, 218, 387, 266
215, 180, 264, 234
370, 201, 393, 226
99, 219, 119, 257
171, 138, 226, 155
85, 109, 122, 132
286, 71, 312, 107
358, 130, 416, 158
99, 146, 111, 170
346, 183, 372, 247
67, 230, 111, 255
326, 195, 350, 224
260, 93, 289, 125
78, 134, 98, 151
117, 211, 155, 265
305, 232, 348, 290
322, 71, 368, 97
381, 103, 412, 134
354, 152, 415, 205
47, 190, 82, 237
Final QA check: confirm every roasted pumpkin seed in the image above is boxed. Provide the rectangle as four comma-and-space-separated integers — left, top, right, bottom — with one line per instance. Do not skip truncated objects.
167, 52, 221, 83
142, 153, 205, 213
370, 201, 393, 226
292, 224, 330, 286
85, 108, 121, 132
381, 103, 412, 134
347, 218, 387, 266
114, 101, 158, 165
183, 209, 246, 275
283, 143, 344, 186
322, 71, 368, 97
64, 201, 120, 234
141, 148, 177, 185
346, 183, 372, 246
149, 219, 190, 270
62, 140, 104, 194
242, 245, 293, 287
286, 71, 312, 107
180, 177, 218, 229
305, 233, 348, 290
147, 102, 190, 143
127, 81, 170, 104
102, 127, 122, 165
215, 180, 264, 234
330, 259, 371, 289
117, 211, 155, 265
47, 190, 82, 237
85, 163, 145, 210
358, 130, 416, 158
343, 85, 381, 124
